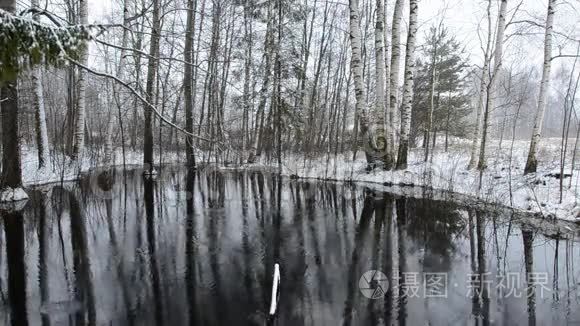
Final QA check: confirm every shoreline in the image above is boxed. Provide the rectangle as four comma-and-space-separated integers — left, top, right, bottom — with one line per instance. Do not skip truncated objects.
5, 159, 579, 239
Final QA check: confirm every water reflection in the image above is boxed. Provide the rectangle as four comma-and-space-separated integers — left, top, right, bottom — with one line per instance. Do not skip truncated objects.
4, 210, 28, 326
0, 168, 579, 325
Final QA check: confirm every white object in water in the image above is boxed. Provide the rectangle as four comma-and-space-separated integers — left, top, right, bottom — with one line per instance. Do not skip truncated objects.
269, 263, 281, 316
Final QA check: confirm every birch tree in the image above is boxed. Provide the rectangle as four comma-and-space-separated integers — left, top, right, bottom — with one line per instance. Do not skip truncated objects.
388, 0, 404, 163
395, 0, 419, 170
524, 0, 557, 174
477, 0, 508, 170
349, 0, 374, 166
467, 0, 493, 170
373, 0, 391, 168
30, 0, 49, 169
71, 0, 88, 160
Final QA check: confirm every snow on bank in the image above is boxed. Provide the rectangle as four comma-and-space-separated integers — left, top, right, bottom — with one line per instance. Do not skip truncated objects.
13, 138, 580, 222
264, 138, 580, 222
0, 187, 29, 202
20, 147, 183, 187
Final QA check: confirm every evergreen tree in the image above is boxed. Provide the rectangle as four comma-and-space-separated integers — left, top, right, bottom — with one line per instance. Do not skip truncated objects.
410, 25, 470, 150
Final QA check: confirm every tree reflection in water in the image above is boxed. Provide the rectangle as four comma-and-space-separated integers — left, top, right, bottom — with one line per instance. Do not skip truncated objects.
0, 168, 576, 325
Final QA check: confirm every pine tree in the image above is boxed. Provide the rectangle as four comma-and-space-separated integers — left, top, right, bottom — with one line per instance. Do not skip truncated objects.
411, 25, 470, 152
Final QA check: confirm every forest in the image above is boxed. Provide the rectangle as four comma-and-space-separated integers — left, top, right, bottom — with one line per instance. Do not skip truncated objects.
0, 0, 579, 219
3, 1, 580, 325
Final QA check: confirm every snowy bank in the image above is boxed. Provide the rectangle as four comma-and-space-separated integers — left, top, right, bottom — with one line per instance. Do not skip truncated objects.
20, 147, 184, 187
250, 138, 580, 222
15, 138, 580, 222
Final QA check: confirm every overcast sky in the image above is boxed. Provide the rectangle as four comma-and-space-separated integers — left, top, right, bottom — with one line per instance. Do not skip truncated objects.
84, 0, 579, 67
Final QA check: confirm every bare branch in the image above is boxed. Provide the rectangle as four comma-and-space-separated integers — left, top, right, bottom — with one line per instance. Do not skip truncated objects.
65, 56, 212, 144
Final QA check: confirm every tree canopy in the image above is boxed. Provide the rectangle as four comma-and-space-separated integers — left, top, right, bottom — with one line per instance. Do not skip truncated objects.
0, 9, 90, 82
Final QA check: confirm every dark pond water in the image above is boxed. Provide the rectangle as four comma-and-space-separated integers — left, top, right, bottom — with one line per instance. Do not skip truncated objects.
0, 167, 579, 325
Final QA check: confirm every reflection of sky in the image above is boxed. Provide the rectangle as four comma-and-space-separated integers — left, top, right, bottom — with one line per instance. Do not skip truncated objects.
0, 169, 579, 325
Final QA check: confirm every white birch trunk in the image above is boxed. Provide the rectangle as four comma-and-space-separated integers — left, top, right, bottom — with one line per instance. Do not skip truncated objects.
524, 0, 556, 174
395, 0, 418, 170
467, 0, 494, 169
72, 0, 88, 161
349, 0, 374, 163
32, 68, 49, 168
388, 0, 404, 151
373, 0, 392, 168
31, 0, 49, 169
383, 0, 390, 128
477, 0, 508, 170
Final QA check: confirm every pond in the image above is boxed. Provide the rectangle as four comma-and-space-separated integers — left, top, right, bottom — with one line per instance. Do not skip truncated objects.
0, 167, 579, 325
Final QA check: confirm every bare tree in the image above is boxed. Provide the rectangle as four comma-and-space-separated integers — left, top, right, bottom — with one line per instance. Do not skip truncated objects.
477, 0, 509, 171
248, 1, 274, 163
104, 0, 130, 166
30, 0, 49, 168
388, 0, 404, 164
374, 0, 391, 168
524, 0, 557, 174
242, 0, 254, 164
467, 0, 493, 170
396, 0, 419, 170
349, 0, 374, 166
143, 0, 161, 174
184, 0, 196, 168
71, 0, 88, 160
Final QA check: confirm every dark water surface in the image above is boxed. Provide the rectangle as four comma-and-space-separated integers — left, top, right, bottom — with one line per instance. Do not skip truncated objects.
1, 168, 580, 325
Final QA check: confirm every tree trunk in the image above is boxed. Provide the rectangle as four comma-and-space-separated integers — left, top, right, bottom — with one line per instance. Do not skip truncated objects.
388, 0, 404, 160
349, 0, 374, 166
383, 0, 390, 133
395, 0, 419, 170
477, 0, 508, 171
30, 0, 50, 169
242, 0, 253, 164
524, 0, 556, 175
71, 0, 88, 160
248, 2, 274, 163
184, 0, 196, 168
467, 0, 494, 170
444, 93, 451, 152
0, 0, 25, 193
104, 0, 130, 166
143, 0, 161, 174
1, 81, 23, 190
424, 29, 439, 162
374, 0, 393, 169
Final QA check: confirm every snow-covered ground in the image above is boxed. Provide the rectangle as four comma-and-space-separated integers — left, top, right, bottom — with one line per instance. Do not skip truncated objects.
262, 137, 580, 222
20, 147, 183, 186
13, 138, 580, 222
